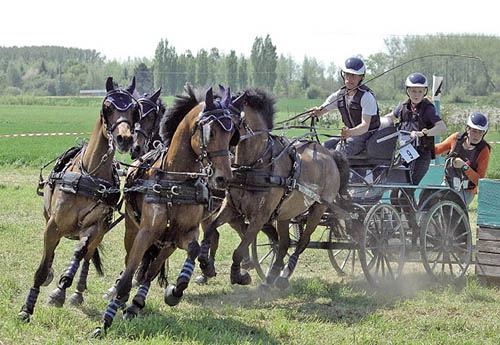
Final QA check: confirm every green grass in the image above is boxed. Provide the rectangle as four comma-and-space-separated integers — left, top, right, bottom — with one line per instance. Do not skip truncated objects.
1, 100, 500, 344
1, 167, 500, 344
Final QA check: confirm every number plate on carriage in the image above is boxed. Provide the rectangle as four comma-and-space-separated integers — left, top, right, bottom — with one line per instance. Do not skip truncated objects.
399, 143, 419, 163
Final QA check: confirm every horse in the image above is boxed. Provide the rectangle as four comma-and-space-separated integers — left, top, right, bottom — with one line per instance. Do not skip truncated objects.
130, 87, 166, 160
18, 76, 140, 323
93, 85, 243, 337
198, 87, 351, 290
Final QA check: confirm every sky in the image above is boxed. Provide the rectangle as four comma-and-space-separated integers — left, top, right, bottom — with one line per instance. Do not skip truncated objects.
1, 0, 498, 67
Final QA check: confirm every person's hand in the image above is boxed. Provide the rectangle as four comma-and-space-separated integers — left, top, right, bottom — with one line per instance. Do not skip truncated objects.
310, 106, 323, 118
341, 126, 350, 139
452, 157, 466, 169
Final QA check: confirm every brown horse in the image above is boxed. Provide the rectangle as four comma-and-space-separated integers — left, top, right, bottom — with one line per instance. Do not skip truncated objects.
18, 76, 139, 322
199, 87, 350, 289
130, 87, 166, 160
94, 86, 242, 337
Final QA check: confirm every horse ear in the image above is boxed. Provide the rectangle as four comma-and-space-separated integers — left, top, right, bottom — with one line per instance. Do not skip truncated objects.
231, 91, 246, 111
220, 85, 231, 108
151, 87, 162, 103
106, 77, 114, 92
205, 87, 214, 110
126, 76, 136, 94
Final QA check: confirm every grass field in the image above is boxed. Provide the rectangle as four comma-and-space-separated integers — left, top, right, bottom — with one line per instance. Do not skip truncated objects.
1, 99, 500, 344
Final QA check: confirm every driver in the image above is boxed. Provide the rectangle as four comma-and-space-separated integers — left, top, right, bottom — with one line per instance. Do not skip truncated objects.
435, 112, 491, 206
310, 57, 380, 156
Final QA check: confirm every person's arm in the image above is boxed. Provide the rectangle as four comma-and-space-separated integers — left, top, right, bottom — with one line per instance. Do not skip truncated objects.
310, 91, 338, 117
342, 114, 371, 138
434, 132, 458, 156
463, 146, 490, 191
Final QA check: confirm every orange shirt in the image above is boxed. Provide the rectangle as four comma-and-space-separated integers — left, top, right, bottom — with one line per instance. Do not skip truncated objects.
435, 132, 491, 194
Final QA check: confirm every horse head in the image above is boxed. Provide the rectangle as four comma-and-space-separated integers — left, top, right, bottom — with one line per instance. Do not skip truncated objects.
101, 76, 139, 153
130, 87, 165, 159
191, 86, 243, 190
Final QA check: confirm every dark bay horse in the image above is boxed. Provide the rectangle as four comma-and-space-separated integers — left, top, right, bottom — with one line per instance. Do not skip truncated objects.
199, 87, 350, 289
18, 77, 139, 322
94, 86, 242, 337
130, 87, 166, 160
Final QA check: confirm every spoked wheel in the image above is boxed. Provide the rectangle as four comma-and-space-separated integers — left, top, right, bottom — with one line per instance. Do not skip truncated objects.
325, 223, 364, 278
251, 223, 296, 281
420, 200, 472, 282
325, 204, 366, 277
359, 203, 406, 286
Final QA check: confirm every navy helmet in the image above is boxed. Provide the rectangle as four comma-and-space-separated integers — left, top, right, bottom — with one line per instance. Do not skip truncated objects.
405, 72, 428, 88
341, 57, 366, 75
467, 112, 488, 131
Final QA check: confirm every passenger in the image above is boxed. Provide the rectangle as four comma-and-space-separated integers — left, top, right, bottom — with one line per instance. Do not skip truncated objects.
385, 72, 447, 186
310, 56, 380, 156
385, 72, 446, 244
435, 112, 491, 206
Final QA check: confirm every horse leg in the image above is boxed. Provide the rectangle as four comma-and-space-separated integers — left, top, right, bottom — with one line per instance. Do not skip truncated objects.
94, 224, 159, 337
230, 219, 268, 286
124, 244, 174, 319
103, 214, 139, 300
67, 259, 90, 306
48, 235, 92, 307
18, 218, 60, 322
275, 205, 326, 290
165, 239, 200, 306
263, 221, 289, 287
197, 206, 239, 283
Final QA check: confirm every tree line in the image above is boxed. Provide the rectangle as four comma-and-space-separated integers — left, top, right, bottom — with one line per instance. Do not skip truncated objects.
0, 34, 498, 102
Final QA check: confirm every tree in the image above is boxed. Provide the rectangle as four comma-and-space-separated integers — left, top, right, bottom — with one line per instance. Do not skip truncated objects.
226, 50, 238, 89
134, 62, 153, 95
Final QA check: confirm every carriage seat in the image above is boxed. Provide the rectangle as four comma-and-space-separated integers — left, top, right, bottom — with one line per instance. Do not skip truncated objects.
348, 116, 398, 167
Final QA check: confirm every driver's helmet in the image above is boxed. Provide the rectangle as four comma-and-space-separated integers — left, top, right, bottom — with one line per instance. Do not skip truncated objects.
405, 72, 428, 88
467, 112, 488, 131
341, 57, 366, 75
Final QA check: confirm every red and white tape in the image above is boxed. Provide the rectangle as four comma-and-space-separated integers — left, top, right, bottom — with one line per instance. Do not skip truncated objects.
0, 132, 91, 138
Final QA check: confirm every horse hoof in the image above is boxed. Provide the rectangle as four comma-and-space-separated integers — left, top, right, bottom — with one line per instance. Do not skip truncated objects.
274, 276, 290, 291
68, 292, 84, 306
47, 287, 65, 307
231, 270, 252, 286
92, 327, 103, 338
102, 286, 117, 300
18, 311, 31, 323
123, 304, 140, 320
194, 274, 209, 285
164, 285, 183, 306
41, 268, 54, 287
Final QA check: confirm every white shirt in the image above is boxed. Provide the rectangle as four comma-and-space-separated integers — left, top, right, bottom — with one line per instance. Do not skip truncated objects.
321, 89, 378, 116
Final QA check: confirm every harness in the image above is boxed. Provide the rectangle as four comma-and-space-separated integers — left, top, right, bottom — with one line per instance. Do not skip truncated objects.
40, 144, 122, 208
230, 128, 327, 222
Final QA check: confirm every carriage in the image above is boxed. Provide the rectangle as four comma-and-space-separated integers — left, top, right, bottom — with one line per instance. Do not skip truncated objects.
249, 116, 473, 287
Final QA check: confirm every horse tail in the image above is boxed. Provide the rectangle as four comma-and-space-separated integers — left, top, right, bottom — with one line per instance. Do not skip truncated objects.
91, 246, 105, 276
331, 150, 350, 196
157, 262, 168, 288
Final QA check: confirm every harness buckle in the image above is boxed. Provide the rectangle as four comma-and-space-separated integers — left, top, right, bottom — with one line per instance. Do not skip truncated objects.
170, 185, 180, 196
152, 184, 162, 194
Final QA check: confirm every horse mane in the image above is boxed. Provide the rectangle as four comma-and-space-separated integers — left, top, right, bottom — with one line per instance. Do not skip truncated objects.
242, 87, 276, 129
159, 85, 204, 144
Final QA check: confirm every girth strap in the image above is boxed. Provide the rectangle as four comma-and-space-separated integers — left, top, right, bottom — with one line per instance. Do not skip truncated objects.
51, 171, 121, 207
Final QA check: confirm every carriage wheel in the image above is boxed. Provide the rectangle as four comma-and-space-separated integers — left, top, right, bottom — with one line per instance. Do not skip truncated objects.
359, 203, 405, 286
420, 200, 472, 282
251, 224, 295, 281
325, 224, 365, 277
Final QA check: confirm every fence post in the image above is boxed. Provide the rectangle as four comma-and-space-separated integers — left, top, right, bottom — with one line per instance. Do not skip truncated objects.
432, 73, 444, 164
